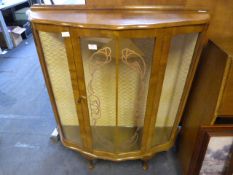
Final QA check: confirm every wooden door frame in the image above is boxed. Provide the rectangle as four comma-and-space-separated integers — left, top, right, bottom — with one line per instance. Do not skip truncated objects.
32, 23, 87, 152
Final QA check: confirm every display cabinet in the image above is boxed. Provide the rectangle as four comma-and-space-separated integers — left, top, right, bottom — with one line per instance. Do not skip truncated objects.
30, 6, 209, 168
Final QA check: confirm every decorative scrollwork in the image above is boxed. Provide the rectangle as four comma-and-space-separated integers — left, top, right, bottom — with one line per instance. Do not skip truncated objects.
89, 47, 112, 77
87, 47, 114, 148
121, 48, 146, 80
87, 47, 112, 125
120, 48, 147, 148
86, 46, 147, 150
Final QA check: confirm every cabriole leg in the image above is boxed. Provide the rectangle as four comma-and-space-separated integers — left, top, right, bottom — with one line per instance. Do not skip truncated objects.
141, 159, 149, 170
82, 155, 95, 170
88, 159, 95, 170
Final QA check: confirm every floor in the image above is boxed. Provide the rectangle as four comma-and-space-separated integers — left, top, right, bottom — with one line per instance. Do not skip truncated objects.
0, 36, 182, 175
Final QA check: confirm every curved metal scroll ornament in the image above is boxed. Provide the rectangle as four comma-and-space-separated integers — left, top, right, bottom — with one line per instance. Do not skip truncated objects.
120, 48, 147, 148
87, 47, 114, 148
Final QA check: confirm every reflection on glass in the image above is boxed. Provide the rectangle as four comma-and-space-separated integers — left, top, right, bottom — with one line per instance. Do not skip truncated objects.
39, 32, 82, 146
151, 33, 198, 147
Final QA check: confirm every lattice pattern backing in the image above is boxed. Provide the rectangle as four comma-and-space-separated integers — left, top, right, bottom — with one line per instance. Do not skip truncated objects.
118, 39, 154, 127
81, 38, 153, 127
39, 32, 79, 126
155, 33, 198, 127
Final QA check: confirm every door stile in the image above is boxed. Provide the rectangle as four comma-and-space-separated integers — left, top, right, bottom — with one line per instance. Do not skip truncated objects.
141, 29, 172, 153
70, 28, 93, 152
63, 35, 88, 148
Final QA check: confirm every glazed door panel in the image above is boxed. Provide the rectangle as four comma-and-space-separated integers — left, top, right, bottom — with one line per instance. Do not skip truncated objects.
151, 32, 199, 147
75, 31, 155, 153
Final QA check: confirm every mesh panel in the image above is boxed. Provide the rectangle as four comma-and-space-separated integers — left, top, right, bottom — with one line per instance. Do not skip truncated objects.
118, 65, 140, 126
39, 32, 79, 126
81, 38, 153, 127
118, 38, 154, 127
155, 33, 198, 127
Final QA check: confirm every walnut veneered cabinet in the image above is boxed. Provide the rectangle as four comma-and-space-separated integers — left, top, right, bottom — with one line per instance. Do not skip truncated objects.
30, 6, 209, 167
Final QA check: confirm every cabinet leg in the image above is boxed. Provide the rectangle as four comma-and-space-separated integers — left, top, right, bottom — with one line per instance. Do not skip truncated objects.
88, 159, 95, 170
82, 154, 96, 169
141, 160, 149, 170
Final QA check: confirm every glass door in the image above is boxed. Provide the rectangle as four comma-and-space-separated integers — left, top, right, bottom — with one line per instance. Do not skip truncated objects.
78, 31, 155, 153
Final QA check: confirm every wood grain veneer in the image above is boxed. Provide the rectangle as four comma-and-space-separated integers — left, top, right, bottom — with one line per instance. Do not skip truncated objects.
29, 9, 209, 30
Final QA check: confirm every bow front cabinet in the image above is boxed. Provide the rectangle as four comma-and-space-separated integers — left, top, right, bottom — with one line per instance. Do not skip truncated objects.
30, 6, 209, 166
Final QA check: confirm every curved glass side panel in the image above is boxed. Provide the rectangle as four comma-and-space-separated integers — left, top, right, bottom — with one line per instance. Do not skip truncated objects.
151, 33, 198, 147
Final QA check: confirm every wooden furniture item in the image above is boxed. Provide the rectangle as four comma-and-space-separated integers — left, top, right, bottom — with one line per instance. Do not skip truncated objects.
30, 6, 209, 168
178, 38, 233, 174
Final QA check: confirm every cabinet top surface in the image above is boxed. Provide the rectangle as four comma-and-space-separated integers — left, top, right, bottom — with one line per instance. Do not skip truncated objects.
30, 8, 209, 30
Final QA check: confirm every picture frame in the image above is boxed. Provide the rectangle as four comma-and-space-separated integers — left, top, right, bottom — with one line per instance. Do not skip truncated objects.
189, 125, 233, 175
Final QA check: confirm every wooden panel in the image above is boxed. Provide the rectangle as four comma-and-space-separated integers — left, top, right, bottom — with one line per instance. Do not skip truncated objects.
218, 60, 233, 115
207, 0, 233, 39
29, 9, 209, 30
142, 29, 171, 152
86, 0, 186, 6
185, 0, 233, 42
178, 41, 228, 175
185, 0, 217, 11
70, 29, 93, 152
211, 37, 233, 58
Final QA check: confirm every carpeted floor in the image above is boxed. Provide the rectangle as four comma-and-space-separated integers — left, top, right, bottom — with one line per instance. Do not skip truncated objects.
0, 36, 182, 175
